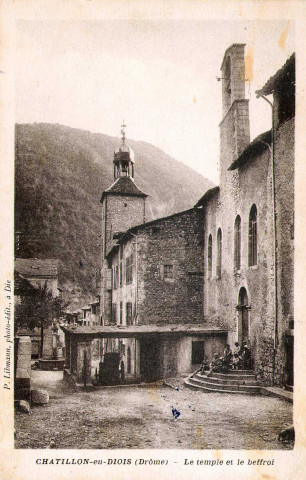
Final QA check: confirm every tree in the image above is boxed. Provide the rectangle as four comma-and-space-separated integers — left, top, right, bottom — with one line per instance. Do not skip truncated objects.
15, 283, 67, 357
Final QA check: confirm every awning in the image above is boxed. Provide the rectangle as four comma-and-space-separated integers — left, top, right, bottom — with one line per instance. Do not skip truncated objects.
61, 323, 227, 339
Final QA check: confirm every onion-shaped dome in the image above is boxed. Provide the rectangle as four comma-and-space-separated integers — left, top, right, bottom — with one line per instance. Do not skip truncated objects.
114, 144, 135, 164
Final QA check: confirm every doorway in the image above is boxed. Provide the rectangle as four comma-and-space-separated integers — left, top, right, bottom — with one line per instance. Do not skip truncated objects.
238, 287, 250, 345
285, 336, 294, 388
139, 337, 163, 382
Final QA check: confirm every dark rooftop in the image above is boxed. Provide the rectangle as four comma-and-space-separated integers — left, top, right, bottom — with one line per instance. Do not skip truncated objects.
101, 177, 147, 202
15, 258, 59, 277
228, 130, 271, 171
14, 271, 38, 295
256, 53, 295, 97
194, 186, 220, 208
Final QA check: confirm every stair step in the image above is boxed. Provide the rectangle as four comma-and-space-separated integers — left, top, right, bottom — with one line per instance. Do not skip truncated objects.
218, 369, 254, 375
190, 377, 240, 391
194, 373, 258, 386
189, 376, 260, 393
184, 378, 259, 395
209, 372, 256, 381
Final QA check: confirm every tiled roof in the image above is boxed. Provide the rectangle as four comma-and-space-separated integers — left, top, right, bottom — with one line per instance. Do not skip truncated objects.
101, 177, 147, 202
256, 53, 295, 96
15, 258, 59, 277
228, 130, 271, 171
107, 207, 199, 258
14, 271, 37, 295
194, 186, 220, 208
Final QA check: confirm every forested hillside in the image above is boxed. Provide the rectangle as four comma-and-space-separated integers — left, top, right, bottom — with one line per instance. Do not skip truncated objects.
15, 123, 213, 309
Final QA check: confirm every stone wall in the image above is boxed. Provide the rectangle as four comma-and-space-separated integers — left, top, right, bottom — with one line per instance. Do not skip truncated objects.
219, 100, 250, 187
204, 144, 276, 383
136, 209, 204, 325
273, 116, 295, 384
102, 194, 146, 257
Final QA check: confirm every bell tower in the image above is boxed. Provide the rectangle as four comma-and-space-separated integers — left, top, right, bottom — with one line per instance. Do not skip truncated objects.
113, 121, 135, 179
100, 123, 147, 259
219, 44, 250, 187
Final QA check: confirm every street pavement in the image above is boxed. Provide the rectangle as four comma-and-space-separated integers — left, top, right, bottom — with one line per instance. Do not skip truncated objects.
15, 371, 293, 450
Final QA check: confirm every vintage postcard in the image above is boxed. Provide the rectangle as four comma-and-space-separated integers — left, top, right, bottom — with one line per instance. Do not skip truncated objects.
0, 0, 305, 479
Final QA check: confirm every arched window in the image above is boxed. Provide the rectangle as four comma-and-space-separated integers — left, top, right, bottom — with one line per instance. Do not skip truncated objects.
207, 234, 212, 277
248, 205, 258, 266
127, 347, 131, 374
234, 215, 241, 270
216, 228, 222, 278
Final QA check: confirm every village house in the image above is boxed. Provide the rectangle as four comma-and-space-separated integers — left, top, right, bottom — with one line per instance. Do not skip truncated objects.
15, 258, 61, 358
62, 45, 294, 389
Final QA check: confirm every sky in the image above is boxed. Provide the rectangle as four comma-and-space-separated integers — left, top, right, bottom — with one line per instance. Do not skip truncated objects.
16, 19, 294, 184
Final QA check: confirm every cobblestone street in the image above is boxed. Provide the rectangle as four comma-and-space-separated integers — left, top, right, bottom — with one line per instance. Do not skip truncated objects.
15, 371, 293, 450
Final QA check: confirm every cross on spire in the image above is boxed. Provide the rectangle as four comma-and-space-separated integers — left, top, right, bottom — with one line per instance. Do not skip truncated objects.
121, 120, 127, 145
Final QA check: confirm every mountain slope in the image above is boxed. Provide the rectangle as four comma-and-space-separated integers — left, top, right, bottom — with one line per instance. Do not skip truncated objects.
15, 123, 214, 308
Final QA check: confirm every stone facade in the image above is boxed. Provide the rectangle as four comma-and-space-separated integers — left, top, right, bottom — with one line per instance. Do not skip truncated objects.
101, 194, 146, 258
199, 46, 295, 386
102, 208, 207, 379
64, 46, 294, 388
135, 209, 204, 325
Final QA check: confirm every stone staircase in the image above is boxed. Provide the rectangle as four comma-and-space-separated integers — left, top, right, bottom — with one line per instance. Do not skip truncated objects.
185, 369, 261, 395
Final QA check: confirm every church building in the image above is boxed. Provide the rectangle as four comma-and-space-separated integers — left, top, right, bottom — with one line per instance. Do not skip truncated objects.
62, 44, 294, 389
196, 45, 294, 387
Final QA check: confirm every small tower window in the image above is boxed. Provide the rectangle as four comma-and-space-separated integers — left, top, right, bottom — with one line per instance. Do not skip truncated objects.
164, 264, 174, 279
248, 205, 258, 266
207, 234, 212, 277
216, 228, 222, 278
225, 56, 231, 95
234, 215, 241, 270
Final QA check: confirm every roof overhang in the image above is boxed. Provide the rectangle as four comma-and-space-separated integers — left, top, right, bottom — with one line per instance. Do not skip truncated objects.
61, 323, 228, 339
195, 186, 220, 208
255, 53, 295, 97
228, 130, 271, 171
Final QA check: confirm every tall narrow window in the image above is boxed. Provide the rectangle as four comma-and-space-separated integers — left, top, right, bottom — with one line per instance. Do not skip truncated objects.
119, 301, 123, 324
216, 228, 222, 278
208, 234, 212, 277
126, 255, 133, 284
106, 269, 112, 290
113, 265, 118, 289
126, 302, 133, 325
111, 303, 117, 324
225, 56, 231, 95
127, 347, 131, 374
248, 205, 258, 266
234, 215, 241, 270
119, 261, 123, 287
